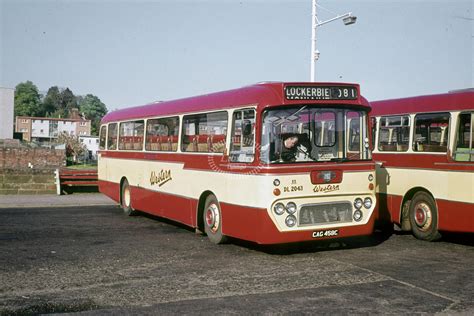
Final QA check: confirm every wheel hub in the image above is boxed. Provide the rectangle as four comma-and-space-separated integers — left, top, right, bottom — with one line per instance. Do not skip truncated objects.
414, 202, 432, 231
123, 187, 131, 207
205, 204, 220, 233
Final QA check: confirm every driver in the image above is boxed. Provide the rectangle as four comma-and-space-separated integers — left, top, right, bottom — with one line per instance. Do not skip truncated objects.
279, 133, 311, 162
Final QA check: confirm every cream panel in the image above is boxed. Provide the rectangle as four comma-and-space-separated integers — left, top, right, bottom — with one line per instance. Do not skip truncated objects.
101, 157, 273, 208
101, 157, 376, 211
377, 167, 474, 203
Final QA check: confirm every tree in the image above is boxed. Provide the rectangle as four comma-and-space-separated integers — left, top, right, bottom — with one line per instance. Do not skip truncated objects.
14, 81, 42, 117
57, 131, 87, 164
42, 87, 78, 118
78, 94, 108, 135
41, 86, 61, 117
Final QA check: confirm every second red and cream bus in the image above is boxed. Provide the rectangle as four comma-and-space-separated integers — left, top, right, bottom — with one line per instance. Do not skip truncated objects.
371, 89, 474, 241
98, 82, 376, 245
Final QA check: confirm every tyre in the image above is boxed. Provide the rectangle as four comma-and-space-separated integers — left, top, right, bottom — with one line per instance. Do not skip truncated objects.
203, 194, 228, 244
121, 179, 137, 216
408, 192, 441, 241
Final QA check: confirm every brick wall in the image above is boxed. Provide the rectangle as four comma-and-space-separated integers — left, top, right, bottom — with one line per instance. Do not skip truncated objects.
0, 140, 66, 194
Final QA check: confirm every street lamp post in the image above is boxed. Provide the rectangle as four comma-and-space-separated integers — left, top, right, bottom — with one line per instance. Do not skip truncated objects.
310, 0, 357, 82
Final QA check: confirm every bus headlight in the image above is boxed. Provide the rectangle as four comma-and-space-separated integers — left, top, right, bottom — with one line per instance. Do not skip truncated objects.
364, 197, 373, 209
285, 215, 297, 227
353, 210, 363, 222
354, 198, 363, 209
286, 202, 297, 214
274, 203, 285, 215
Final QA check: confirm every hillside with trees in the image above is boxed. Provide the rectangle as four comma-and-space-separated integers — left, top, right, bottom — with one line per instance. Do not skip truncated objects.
14, 81, 108, 136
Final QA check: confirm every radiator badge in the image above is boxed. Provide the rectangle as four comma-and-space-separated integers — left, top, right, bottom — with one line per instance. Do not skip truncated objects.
150, 170, 172, 187
313, 184, 340, 193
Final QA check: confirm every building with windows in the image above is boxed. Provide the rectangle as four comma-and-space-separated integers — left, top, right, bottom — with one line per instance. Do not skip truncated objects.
0, 87, 14, 139
79, 136, 100, 160
15, 116, 91, 142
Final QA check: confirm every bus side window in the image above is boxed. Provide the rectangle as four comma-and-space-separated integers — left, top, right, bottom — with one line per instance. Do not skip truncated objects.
119, 120, 144, 151
378, 116, 410, 152
107, 123, 118, 150
182, 111, 228, 153
146, 117, 179, 152
413, 113, 450, 152
99, 125, 107, 150
454, 112, 473, 162
230, 109, 256, 163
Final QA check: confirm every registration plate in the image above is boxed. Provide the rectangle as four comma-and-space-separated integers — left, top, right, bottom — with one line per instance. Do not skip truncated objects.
312, 229, 339, 238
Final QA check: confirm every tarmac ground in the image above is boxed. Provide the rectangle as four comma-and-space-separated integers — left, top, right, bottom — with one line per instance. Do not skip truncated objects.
0, 194, 473, 315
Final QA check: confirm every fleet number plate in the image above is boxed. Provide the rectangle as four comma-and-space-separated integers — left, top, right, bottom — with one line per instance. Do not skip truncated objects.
312, 229, 339, 238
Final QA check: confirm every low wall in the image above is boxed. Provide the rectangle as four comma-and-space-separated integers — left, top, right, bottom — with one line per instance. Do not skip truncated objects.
0, 168, 57, 195
0, 140, 66, 195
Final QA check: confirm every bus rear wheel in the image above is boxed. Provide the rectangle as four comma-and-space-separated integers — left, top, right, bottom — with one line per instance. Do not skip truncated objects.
121, 179, 137, 216
408, 192, 441, 241
203, 195, 228, 244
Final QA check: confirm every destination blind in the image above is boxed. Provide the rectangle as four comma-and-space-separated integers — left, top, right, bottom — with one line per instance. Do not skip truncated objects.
285, 85, 358, 100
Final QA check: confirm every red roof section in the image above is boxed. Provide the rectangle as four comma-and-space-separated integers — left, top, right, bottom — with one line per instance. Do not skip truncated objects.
102, 82, 370, 124
371, 90, 474, 116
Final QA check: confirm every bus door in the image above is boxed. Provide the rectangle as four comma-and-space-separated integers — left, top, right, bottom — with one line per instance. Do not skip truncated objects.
229, 109, 256, 164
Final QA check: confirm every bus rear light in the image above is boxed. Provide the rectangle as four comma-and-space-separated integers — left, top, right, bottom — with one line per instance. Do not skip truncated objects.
364, 197, 372, 209
286, 202, 297, 214
353, 210, 363, 222
274, 203, 285, 215
354, 198, 363, 209
273, 188, 281, 196
285, 215, 297, 227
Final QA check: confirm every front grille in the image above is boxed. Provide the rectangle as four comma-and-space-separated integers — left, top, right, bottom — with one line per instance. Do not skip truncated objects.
298, 202, 352, 226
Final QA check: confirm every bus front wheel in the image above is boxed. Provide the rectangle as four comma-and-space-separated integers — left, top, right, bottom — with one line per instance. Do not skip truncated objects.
203, 195, 228, 244
408, 192, 441, 241
121, 179, 137, 216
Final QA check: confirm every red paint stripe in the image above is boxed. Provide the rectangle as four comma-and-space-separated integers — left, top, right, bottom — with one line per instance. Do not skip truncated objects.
373, 153, 473, 172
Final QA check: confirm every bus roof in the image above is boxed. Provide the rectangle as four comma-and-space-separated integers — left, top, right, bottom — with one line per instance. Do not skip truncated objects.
371, 90, 474, 117
101, 82, 370, 124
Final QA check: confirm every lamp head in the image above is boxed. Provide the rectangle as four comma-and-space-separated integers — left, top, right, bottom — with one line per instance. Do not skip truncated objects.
343, 15, 357, 25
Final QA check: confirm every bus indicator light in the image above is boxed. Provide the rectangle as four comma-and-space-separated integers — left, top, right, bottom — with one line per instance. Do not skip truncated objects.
273, 179, 280, 186
368, 174, 374, 181
273, 188, 281, 196
368, 183, 374, 191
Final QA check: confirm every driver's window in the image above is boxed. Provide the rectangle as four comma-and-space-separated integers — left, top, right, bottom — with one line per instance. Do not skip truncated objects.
230, 109, 256, 163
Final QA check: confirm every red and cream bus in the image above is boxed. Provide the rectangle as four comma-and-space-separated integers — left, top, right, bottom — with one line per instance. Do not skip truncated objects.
371, 89, 474, 241
98, 82, 376, 244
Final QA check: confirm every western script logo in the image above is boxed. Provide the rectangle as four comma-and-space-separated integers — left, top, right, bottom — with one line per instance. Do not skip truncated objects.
150, 170, 172, 187
313, 184, 340, 193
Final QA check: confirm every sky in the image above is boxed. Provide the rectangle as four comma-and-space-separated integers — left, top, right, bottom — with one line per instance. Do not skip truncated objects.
1, 0, 472, 111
